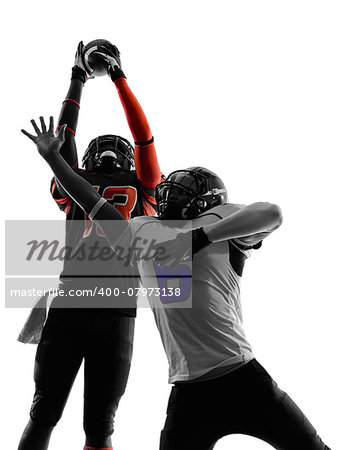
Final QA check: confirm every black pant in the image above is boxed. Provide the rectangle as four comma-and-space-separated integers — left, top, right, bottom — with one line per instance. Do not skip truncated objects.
19, 306, 134, 449
160, 359, 330, 450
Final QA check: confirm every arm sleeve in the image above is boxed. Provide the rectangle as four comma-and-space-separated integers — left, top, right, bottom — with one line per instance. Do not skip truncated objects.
56, 74, 85, 169
114, 78, 163, 191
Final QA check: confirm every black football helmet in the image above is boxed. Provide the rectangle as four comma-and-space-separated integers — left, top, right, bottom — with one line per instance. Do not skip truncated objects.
82, 135, 134, 172
156, 167, 228, 219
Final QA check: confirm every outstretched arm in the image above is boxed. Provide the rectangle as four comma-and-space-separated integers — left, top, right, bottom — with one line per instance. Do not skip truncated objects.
56, 74, 82, 169
56, 41, 92, 169
203, 202, 283, 244
156, 203, 283, 269
97, 45, 162, 194
22, 117, 128, 245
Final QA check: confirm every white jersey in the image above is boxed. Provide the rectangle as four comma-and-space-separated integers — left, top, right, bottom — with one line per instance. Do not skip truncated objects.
131, 203, 267, 383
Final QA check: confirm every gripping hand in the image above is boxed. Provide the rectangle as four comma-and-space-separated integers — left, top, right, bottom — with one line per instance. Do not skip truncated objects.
95, 43, 126, 81
72, 41, 94, 83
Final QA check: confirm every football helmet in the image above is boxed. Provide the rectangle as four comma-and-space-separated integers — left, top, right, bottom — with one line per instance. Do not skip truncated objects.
156, 167, 228, 219
82, 135, 134, 172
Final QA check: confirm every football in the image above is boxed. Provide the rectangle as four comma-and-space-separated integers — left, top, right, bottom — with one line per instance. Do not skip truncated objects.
82, 39, 111, 77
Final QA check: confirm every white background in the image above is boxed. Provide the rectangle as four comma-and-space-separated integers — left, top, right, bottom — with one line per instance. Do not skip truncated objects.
1, 1, 336, 448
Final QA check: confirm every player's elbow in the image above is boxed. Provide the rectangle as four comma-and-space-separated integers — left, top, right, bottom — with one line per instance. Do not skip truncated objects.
261, 202, 283, 229
250, 202, 282, 228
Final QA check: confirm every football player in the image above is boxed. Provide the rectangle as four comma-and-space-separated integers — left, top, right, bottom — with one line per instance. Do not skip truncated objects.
22, 118, 331, 450
18, 42, 163, 450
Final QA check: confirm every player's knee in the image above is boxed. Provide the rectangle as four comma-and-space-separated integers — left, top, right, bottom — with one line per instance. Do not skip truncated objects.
30, 397, 64, 426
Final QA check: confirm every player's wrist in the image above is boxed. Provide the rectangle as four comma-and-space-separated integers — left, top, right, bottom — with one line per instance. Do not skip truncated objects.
109, 66, 127, 82
192, 227, 212, 256
43, 150, 63, 165
71, 65, 87, 84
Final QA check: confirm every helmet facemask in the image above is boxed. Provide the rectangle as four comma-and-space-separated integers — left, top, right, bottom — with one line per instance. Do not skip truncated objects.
156, 168, 228, 220
156, 181, 195, 220
82, 135, 134, 173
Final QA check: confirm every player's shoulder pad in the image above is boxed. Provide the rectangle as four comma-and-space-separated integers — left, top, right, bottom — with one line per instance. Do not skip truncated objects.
210, 203, 246, 217
131, 215, 159, 226
131, 215, 160, 235
132, 216, 186, 245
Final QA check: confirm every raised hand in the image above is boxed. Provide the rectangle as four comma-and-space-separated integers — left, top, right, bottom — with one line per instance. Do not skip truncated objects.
73, 41, 94, 81
21, 116, 67, 160
95, 43, 126, 81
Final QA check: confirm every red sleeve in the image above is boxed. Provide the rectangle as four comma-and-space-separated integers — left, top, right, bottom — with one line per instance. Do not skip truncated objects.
114, 78, 162, 189
134, 141, 162, 189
